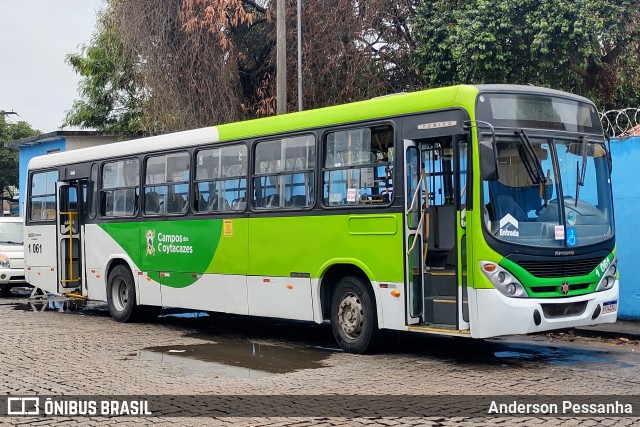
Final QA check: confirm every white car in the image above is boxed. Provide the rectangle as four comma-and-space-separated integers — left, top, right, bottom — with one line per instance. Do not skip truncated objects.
0, 216, 27, 295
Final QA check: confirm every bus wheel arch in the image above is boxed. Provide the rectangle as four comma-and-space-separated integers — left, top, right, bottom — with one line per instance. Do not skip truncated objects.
319, 264, 381, 354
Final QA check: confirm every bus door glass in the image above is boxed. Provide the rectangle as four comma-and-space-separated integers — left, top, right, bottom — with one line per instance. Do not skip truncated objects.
404, 140, 423, 324
457, 137, 470, 326
56, 182, 83, 294
420, 138, 458, 327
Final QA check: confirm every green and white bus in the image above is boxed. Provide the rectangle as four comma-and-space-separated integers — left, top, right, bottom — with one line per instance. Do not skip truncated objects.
24, 84, 618, 353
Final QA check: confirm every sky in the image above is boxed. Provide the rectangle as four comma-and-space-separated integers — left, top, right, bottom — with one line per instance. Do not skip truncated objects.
0, 0, 105, 133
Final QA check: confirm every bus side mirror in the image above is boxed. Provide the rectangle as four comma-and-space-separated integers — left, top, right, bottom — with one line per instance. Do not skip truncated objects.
480, 139, 499, 181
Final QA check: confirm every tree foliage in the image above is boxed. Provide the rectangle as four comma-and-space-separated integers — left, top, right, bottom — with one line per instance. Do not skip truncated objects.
0, 116, 40, 198
412, 0, 640, 109
283, 0, 417, 114
65, 3, 143, 134
67, 0, 640, 132
66, 0, 418, 135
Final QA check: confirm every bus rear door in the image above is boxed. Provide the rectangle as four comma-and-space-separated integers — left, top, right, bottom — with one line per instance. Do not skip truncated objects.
56, 181, 84, 295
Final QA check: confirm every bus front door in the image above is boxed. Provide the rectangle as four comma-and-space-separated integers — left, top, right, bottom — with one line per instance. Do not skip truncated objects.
403, 112, 470, 331
56, 182, 84, 295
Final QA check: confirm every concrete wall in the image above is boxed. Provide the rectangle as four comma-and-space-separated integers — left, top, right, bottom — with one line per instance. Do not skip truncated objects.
611, 137, 640, 319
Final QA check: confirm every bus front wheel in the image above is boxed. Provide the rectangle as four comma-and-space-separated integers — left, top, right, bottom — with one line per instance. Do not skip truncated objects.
107, 264, 139, 322
330, 276, 380, 354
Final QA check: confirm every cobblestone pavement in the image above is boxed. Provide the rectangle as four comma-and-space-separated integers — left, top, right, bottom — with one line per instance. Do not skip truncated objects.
1, 288, 639, 426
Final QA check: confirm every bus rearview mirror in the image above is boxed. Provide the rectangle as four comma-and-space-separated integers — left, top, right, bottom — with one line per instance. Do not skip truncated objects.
480, 139, 499, 181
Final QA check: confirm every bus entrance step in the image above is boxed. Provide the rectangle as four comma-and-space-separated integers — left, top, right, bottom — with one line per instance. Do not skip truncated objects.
423, 296, 457, 325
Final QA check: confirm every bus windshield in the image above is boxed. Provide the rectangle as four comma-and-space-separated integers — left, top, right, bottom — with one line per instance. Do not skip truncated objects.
482, 134, 614, 248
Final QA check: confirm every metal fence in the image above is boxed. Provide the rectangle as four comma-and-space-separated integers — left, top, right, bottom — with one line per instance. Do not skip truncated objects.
600, 108, 640, 137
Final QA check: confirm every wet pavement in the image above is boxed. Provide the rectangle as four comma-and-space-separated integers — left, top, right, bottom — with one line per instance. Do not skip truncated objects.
1, 287, 639, 425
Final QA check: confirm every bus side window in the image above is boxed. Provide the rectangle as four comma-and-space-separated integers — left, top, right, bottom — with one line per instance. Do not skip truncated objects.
145, 191, 160, 214
195, 144, 247, 213
322, 125, 394, 207
101, 159, 139, 217
253, 135, 315, 210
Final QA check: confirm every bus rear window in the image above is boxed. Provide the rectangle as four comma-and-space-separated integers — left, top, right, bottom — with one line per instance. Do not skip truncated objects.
29, 170, 58, 221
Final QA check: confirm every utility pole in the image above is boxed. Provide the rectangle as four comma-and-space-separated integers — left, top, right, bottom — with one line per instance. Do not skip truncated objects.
276, 0, 287, 115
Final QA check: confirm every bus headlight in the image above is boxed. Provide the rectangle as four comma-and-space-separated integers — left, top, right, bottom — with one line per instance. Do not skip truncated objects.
596, 261, 618, 292
0, 254, 9, 268
480, 261, 528, 298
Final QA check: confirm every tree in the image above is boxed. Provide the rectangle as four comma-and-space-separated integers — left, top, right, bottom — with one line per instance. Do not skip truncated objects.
278, 0, 418, 115
411, 0, 640, 109
66, 0, 419, 135
0, 115, 40, 205
65, 3, 144, 134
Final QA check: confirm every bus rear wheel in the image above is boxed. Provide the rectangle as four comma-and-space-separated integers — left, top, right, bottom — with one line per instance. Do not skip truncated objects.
107, 264, 140, 322
330, 276, 380, 354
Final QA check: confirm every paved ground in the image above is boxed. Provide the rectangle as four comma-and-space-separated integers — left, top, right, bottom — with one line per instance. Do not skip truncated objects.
0, 287, 639, 426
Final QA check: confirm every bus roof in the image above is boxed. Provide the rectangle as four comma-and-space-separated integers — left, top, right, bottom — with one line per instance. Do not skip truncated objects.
27, 84, 593, 171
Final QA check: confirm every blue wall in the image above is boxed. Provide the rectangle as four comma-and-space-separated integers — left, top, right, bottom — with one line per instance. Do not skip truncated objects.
611, 137, 640, 319
18, 138, 66, 216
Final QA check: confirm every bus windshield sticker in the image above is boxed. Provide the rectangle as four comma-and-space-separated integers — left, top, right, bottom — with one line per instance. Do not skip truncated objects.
347, 188, 357, 203
499, 214, 519, 237
223, 219, 233, 237
554, 226, 565, 240
566, 228, 577, 246
329, 193, 342, 203
361, 168, 374, 187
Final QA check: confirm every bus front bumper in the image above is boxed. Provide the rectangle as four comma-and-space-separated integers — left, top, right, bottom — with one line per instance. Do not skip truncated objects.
472, 282, 619, 338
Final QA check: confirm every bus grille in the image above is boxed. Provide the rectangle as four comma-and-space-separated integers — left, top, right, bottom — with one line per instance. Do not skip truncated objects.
516, 258, 602, 278
541, 301, 588, 318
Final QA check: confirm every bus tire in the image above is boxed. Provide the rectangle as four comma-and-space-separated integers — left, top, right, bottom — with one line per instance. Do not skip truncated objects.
330, 276, 380, 354
107, 264, 140, 322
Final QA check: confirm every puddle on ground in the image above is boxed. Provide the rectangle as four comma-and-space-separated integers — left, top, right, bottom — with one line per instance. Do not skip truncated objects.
490, 342, 632, 368
159, 311, 209, 319
404, 335, 634, 370
10, 300, 109, 316
138, 338, 329, 377
12, 300, 87, 313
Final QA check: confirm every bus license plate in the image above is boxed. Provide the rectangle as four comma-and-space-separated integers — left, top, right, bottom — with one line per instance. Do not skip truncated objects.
602, 300, 618, 314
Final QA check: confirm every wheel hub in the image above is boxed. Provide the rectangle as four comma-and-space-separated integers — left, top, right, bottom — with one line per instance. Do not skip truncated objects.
337, 293, 364, 339
112, 277, 128, 312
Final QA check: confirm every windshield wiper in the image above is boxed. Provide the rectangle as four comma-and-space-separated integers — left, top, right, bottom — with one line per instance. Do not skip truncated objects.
0, 240, 22, 245
515, 130, 547, 185
574, 134, 589, 207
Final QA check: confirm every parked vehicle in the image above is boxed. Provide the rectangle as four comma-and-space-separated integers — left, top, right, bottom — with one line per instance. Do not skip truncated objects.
0, 216, 27, 295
